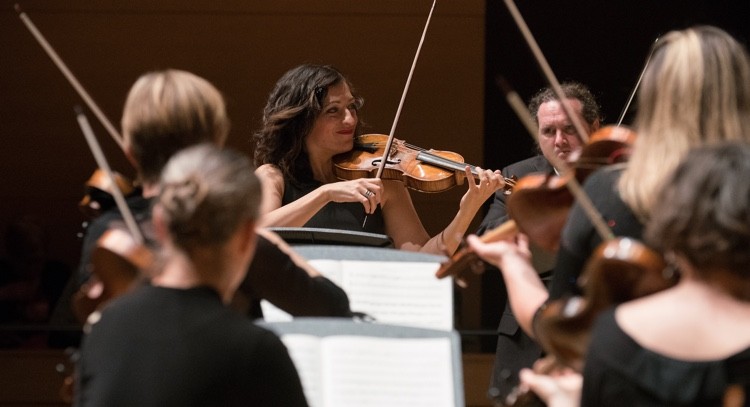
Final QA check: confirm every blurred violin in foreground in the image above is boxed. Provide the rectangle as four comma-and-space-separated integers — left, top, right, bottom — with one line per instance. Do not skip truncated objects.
495, 238, 677, 407
436, 125, 636, 281
533, 237, 677, 372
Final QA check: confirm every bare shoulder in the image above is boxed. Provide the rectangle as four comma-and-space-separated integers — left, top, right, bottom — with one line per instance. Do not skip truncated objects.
256, 164, 283, 180
615, 288, 750, 359
256, 164, 285, 189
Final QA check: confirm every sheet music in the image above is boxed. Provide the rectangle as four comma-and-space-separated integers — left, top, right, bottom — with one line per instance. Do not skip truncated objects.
281, 334, 455, 407
280, 334, 325, 407
261, 260, 453, 331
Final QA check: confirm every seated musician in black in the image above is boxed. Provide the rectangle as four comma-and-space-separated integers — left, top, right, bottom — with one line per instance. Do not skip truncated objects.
253, 64, 504, 255
73, 69, 350, 328
76, 144, 308, 406
476, 82, 600, 401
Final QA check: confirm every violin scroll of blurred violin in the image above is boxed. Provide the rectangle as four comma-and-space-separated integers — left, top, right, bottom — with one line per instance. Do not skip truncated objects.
334, 134, 516, 194
79, 169, 138, 219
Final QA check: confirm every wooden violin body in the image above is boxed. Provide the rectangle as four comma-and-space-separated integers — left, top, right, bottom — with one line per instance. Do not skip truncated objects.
72, 228, 153, 323
333, 134, 514, 193
534, 238, 677, 372
498, 238, 676, 407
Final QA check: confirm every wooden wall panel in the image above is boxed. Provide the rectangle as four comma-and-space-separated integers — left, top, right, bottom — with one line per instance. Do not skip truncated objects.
0, 1, 486, 284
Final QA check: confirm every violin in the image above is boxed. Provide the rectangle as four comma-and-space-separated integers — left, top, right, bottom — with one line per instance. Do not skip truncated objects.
506, 125, 636, 249
436, 125, 635, 280
333, 134, 516, 194
71, 109, 154, 324
72, 228, 153, 323
79, 168, 138, 219
533, 237, 676, 372
494, 238, 677, 407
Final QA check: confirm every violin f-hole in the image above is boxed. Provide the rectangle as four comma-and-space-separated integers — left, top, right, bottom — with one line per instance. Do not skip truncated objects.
371, 158, 401, 167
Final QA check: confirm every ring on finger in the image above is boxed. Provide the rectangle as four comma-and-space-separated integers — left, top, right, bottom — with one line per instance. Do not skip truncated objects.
364, 189, 374, 198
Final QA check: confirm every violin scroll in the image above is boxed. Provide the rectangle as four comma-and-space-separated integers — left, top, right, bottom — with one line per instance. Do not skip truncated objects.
574, 125, 636, 181
79, 169, 137, 219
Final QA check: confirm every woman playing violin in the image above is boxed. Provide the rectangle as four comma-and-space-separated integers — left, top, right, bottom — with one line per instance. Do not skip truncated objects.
468, 26, 750, 341
253, 64, 504, 255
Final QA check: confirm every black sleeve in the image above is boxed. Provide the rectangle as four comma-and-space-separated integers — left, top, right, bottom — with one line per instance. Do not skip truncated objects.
76, 215, 112, 286
549, 168, 644, 301
547, 170, 613, 300
546, 244, 586, 300
580, 311, 610, 407
477, 190, 510, 236
240, 235, 351, 317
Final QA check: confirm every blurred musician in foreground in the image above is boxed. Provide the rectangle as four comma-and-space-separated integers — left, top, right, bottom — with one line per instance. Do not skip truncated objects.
253, 64, 504, 255
520, 142, 750, 406
468, 25, 750, 345
75, 144, 308, 406
73, 69, 350, 327
476, 82, 601, 401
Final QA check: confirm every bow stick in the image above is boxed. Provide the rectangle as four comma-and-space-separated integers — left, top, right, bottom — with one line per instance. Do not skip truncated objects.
615, 36, 660, 126
75, 106, 143, 245
16, 4, 125, 150
363, 0, 437, 228
502, 0, 613, 242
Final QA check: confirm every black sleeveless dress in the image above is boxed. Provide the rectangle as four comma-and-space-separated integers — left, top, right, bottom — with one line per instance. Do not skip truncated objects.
282, 179, 386, 234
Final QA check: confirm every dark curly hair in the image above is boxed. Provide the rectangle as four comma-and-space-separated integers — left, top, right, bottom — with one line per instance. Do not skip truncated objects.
527, 82, 601, 126
253, 64, 363, 185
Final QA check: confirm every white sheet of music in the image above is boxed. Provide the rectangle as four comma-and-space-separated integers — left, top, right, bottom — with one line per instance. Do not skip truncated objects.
261, 260, 453, 331
281, 334, 455, 407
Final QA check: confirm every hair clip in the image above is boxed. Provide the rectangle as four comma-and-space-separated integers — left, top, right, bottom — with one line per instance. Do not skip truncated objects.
314, 86, 326, 103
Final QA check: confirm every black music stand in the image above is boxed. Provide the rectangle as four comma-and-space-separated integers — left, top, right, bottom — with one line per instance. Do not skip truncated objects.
268, 227, 394, 248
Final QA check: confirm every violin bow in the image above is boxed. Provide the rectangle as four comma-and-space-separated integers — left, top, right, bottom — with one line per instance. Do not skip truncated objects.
16, 4, 126, 150
502, 0, 592, 144
501, 0, 613, 242
616, 36, 660, 126
75, 106, 144, 245
376, 0, 437, 178
363, 0, 437, 228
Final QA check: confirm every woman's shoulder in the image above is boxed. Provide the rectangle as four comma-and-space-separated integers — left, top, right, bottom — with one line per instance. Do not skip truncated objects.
256, 163, 283, 179
587, 305, 750, 404
256, 164, 286, 194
